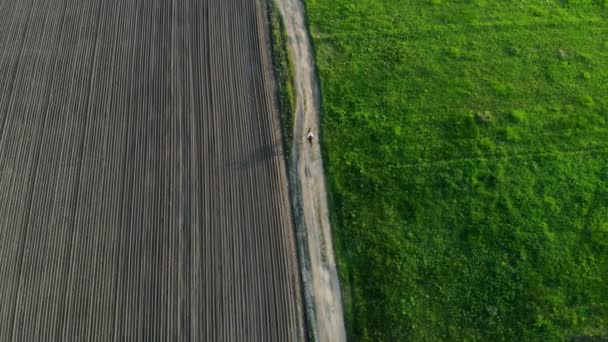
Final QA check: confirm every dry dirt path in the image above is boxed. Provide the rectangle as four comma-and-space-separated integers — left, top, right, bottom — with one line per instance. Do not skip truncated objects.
0, 0, 304, 340
273, 0, 347, 341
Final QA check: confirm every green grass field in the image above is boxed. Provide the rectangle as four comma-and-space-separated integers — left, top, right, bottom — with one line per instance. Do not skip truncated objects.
304, 0, 608, 340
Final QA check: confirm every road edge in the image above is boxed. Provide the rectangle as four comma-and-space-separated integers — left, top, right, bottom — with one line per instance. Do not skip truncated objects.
271, 0, 347, 341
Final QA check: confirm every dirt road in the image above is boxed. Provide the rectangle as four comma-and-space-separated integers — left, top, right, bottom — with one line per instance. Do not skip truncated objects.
0, 0, 303, 340
273, 0, 347, 341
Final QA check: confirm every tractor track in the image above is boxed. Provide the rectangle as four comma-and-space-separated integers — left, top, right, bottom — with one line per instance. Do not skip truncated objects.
0, 0, 304, 340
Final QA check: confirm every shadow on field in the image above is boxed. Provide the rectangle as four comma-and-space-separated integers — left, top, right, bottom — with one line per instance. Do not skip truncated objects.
229, 142, 285, 170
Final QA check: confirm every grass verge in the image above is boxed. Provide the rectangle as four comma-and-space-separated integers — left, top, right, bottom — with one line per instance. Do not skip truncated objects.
267, 0, 296, 158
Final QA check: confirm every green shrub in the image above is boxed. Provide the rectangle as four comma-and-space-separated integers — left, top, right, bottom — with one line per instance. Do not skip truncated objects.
578, 94, 595, 108
509, 110, 528, 123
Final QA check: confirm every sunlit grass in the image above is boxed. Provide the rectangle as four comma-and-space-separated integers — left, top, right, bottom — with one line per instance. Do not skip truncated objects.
306, 0, 608, 340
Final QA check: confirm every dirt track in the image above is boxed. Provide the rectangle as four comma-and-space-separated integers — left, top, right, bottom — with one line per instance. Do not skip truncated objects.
0, 0, 304, 340
274, 0, 347, 340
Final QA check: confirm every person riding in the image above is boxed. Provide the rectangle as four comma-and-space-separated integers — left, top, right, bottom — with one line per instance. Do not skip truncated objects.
307, 128, 314, 146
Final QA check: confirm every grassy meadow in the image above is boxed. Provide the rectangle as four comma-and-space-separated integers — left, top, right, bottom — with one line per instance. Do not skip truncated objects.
304, 0, 608, 340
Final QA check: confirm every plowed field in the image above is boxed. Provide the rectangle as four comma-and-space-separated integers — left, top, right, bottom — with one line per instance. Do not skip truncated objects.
0, 0, 304, 340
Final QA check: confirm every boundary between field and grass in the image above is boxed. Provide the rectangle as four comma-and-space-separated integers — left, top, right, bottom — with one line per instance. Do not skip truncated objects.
267, 1, 296, 159
266, 2, 315, 341
267, 0, 348, 341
